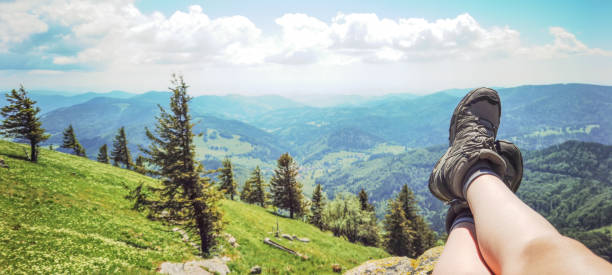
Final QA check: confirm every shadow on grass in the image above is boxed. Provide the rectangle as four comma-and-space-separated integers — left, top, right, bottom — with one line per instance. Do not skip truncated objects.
0, 152, 30, 161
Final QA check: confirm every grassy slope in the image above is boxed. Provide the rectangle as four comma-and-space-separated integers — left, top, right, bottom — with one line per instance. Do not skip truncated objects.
220, 200, 388, 274
0, 140, 194, 274
0, 140, 388, 274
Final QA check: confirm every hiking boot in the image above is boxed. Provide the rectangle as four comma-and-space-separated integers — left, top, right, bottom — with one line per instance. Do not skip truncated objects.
445, 201, 473, 233
496, 140, 523, 193
429, 87, 507, 203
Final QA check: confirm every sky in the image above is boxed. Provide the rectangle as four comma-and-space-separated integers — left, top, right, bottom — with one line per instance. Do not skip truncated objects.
0, 0, 611, 96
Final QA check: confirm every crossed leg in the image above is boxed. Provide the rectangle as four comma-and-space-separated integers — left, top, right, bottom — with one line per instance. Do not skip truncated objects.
434, 222, 491, 275
466, 174, 612, 275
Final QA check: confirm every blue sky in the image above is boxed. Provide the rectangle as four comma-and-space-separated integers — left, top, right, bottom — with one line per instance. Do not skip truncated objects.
0, 0, 611, 95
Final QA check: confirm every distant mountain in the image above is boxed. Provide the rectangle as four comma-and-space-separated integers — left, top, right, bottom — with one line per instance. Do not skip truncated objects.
0, 90, 134, 114
39, 96, 289, 178
250, 83, 612, 151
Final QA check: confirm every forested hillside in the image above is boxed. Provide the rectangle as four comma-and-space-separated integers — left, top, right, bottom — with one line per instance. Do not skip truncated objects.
314, 140, 612, 260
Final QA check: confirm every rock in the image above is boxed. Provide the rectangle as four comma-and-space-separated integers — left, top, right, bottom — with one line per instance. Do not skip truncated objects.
297, 237, 310, 243
413, 246, 444, 275
249, 265, 262, 274
344, 246, 444, 275
344, 257, 414, 275
281, 234, 293, 241
159, 256, 230, 275
331, 264, 342, 273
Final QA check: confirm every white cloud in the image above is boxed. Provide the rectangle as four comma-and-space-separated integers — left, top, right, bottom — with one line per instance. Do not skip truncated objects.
0, 1, 48, 52
0, 1, 611, 95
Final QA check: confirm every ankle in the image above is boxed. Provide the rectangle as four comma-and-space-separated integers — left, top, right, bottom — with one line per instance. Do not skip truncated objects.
462, 160, 501, 198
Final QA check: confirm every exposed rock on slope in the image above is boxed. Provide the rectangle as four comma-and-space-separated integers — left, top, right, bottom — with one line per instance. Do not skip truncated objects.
345, 246, 444, 275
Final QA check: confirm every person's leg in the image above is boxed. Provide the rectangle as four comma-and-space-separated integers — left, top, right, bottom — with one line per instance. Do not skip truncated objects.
434, 222, 491, 275
467, 174, 612, 274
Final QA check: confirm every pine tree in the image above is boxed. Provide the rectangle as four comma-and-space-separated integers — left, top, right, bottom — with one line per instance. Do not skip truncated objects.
248, 166, 267, 207
396, 184, 436, 256
218, 158, 236, 200
61, 124, 86, 157
111, 126, 132, 169
358, 188, 374, 212
310, 184, 326, 230
142, 74, 223, 255
97, 144, 110, 163
270, 152, 303, 218
134, 155, 148, 175
383, 199, 415, 256
0, 86, 49, 162
240, 177, 253, 202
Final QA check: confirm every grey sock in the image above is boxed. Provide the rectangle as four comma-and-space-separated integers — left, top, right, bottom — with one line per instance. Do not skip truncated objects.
450, 213, 474, 232
462, 162, 501, 198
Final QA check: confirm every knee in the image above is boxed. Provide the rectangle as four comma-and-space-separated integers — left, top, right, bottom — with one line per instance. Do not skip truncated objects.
504, 234, 568, 274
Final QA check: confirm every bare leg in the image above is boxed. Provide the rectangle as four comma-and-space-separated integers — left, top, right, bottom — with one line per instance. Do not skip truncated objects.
467, 174, 612, 274
435, 222, 491, 275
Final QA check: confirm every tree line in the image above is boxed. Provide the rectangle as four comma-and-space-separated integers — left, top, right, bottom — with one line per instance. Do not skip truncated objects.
0, 81, 437, 257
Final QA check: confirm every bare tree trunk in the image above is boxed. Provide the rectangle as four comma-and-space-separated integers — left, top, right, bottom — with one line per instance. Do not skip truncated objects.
30, 142, 37, 162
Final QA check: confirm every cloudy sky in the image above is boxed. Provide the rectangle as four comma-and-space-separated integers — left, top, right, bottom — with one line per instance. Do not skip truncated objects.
1, 0, 611, 96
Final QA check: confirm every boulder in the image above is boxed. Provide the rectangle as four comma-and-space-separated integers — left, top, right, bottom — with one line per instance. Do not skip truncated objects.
249, 265, 262, 274
159, 256, 230, 275
344, 257, 414, 275
281, 234, 293, 241
412, 246, 444, 275
345, 246, 444, 275
297, 237, 310, 243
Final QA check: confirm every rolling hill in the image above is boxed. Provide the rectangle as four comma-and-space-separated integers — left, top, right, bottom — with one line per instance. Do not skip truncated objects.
0, 140, 389, 273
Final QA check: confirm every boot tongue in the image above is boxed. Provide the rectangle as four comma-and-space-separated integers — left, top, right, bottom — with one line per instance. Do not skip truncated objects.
469, 99, 499, 137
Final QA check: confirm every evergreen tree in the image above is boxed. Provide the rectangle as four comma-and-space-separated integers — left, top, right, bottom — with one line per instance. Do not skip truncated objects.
310, 184, 326, 230
0, 86, 49, 162
248, 166, 267, 207
358, 188, 374, 212
218, 158, 236, 200
111, 126, 132, 169
397, 184, 436, 255
142, 74, 223, 255
240, 177, 253, 202
97, 144, 110, 163
61, 124, 86, 157
383, 199, 415, 256
134, 155, 148, 175
270, 152, 304, 218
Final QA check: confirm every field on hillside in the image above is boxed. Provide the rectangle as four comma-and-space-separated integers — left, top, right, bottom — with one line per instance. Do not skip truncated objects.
0, 140, 389, 274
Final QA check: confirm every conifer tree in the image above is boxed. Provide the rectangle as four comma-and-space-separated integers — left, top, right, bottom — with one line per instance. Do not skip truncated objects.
270, 152, 304, 218
240, 177, 253, 202
248, 166, 267, 207
142, 74, 223, 255
218, 158, 236, 200
97, 144, 110, 163
383, 199, 415, 256
0, 86, 49, 162
61, 124, 86, 157
397, 184, 436, 255
310, 184, 326, 230
111, 126, 132, 169
134, 155, 148, 175
358, 188, 374, 212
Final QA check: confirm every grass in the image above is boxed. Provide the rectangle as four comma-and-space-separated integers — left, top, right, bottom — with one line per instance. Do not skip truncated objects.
0, 139, 389, 274
220, 200, 389, 274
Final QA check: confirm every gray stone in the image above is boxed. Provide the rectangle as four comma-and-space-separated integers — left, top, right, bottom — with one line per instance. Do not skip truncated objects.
297, 237, 310, 243
281, 234, 293, 241
159, 257, 230, 275
249, 265, 262, 274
